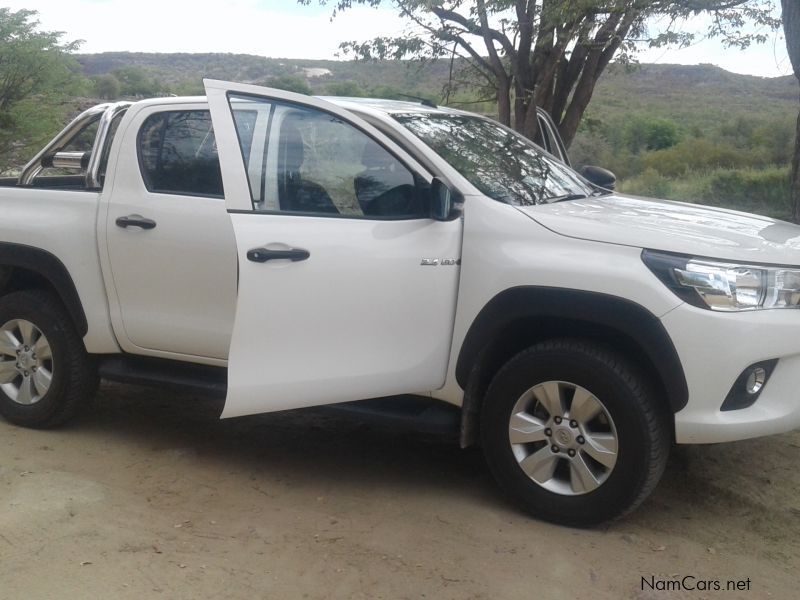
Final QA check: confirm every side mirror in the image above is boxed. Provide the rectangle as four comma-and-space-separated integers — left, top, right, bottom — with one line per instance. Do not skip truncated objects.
429, 177, 463, 221
580, 165, 616, 191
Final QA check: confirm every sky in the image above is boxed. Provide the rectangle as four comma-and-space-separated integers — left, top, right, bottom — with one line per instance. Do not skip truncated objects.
10, 0, 793, 78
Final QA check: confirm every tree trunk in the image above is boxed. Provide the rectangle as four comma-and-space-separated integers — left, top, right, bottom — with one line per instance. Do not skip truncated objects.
497, 79, 512, 127
523, 100, 540, 141
557, 54, 603, 147
783, 0, 800, 222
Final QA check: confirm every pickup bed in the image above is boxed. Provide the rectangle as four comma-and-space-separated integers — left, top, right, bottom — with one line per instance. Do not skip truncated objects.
2, 80, 800, 526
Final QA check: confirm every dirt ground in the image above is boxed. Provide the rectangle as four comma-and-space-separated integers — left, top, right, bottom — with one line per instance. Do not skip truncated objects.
1, 383, 799, 600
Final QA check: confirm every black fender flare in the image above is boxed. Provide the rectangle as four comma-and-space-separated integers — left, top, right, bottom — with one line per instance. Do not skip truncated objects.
0, 242, 88, 337
456, 286, 688, 414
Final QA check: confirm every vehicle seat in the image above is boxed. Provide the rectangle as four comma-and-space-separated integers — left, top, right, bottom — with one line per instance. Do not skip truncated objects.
277, 120, 337, 214
354, 140, 420, 217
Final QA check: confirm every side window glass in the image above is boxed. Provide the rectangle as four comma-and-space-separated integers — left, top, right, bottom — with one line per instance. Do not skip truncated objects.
228, 94, 422, 219
137, 110, 223, 197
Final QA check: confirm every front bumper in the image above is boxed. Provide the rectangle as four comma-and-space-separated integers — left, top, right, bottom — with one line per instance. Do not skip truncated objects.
663, 303, 800, 444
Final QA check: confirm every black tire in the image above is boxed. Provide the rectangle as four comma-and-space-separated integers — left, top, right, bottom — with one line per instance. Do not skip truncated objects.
481, 338, 670, 527
0, 290, 97, 428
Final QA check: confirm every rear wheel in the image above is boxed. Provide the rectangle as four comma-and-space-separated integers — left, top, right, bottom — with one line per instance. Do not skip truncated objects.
0, 291, 97, 428
481, 339, 670, 527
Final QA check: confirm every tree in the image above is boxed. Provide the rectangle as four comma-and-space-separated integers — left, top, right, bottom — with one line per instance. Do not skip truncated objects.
304, 1, 779, 146
783, 0, 800, 222
0, 8, 86, 172
624, 117, 682, 152
113, 67, 164, 97
326, 80, 367, 96
0, 8, 82, 112
260, 75, 313, 95
92, 74, 122, 100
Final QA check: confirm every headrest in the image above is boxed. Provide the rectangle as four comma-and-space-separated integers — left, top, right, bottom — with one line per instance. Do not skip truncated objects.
280, 119, 305, 172
361, 139, 396, 169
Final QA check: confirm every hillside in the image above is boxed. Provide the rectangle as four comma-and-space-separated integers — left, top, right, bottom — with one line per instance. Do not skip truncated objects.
587, 63, 798, 130
75, 52, 798, 120
76, 52, 454, 99
11, 52, 800, 219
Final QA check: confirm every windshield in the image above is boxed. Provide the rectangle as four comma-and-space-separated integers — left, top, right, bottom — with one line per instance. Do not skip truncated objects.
394, 113, 594, 206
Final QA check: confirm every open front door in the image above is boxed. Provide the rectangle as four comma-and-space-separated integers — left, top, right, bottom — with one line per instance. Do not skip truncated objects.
205, 80, 463, 418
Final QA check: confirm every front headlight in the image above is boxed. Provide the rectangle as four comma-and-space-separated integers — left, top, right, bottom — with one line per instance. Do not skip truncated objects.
642, 250, 800, 311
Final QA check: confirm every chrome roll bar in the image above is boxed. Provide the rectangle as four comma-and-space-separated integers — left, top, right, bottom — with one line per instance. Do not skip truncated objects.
18, 104, 109, 186
18, 101, 132, 188
86, 101, 131, 189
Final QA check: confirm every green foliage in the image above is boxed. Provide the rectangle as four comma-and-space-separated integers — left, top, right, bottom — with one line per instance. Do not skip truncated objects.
113, 66, 165, 97
261, 75, 312, 95
0, 8, 87, 173
621, 167, 792, 220
624, 117, 682, 152
0, 8, 83, 110
92, 74, 121, 99
566, 63, 797, 220
1, 31, 796, 220
641, 138, 767, 176
325, 81, 366, 97
620, 168, 673, 199
704, 167, 791, 215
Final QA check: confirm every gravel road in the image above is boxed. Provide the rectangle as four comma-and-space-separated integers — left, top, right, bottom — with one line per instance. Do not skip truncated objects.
1, 383, 798, 599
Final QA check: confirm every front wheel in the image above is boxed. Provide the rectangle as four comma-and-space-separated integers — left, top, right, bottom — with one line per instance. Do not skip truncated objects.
481, 339, 670, 527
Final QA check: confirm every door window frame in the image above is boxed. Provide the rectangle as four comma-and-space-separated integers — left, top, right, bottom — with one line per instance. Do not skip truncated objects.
225, 91, 433, 221
204, 79, 437, 214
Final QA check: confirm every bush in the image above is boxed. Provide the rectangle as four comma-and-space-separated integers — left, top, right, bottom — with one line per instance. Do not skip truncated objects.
618, 168, 674, 198
700, 167, 791, 219
620, 166, 792, 220
92, 74, 121, 99
113, 67, 165, 97
640, 138, 767, 177
622, 117, 682, 153
325, 81, 365, 97
260, 75, 312, 95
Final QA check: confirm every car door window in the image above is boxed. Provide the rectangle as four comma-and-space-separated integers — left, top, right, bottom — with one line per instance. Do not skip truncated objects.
227, 94, 424, 219
137, 109, 257, 198
138, 110, 224, 197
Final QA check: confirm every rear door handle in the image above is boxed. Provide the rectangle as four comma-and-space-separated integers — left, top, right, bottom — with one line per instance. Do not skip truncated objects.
247, 247, 310, 263
116, 215, 157, 230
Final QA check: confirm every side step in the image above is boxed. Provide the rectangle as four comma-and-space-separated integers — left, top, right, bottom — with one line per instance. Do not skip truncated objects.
97, 355, 227, 398
97, 355, 459, 435
321, 395, 460, 436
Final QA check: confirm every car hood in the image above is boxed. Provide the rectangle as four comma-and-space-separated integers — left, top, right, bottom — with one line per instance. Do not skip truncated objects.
516, 194, 800, 266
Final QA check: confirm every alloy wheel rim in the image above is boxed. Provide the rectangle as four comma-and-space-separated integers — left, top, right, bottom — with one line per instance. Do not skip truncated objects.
508, 380, 618, 496
0, 319, 54, 405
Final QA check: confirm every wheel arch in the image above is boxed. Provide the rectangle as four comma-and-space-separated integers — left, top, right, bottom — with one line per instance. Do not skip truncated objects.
456, 287, 686, 447
0, 242, 88, 337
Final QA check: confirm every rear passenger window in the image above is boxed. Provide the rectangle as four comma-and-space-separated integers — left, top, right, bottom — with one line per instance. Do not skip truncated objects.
138, 111, 224, 197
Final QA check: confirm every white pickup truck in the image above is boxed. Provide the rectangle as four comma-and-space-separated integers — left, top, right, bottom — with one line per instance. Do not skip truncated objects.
2, 80, 800, 526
